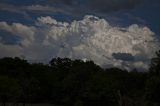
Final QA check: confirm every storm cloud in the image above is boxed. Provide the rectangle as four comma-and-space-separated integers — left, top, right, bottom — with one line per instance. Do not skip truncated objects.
0, 15, 159, 70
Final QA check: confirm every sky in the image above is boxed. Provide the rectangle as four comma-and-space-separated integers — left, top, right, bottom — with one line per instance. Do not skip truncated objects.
0, 0, 160, 70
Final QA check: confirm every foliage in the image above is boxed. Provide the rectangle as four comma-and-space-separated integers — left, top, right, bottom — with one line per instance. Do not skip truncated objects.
0, 51, 159, 106
0, 76, 22, 104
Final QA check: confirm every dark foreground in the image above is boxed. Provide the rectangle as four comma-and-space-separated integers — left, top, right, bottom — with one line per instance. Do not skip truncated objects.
0, 50, 160, 106
0, 103, 55, 106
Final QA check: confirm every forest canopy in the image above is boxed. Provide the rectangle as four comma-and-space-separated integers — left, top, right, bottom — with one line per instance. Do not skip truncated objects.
0, 50, 160, 106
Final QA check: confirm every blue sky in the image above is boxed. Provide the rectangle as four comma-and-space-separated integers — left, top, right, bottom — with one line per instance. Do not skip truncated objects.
0, 0, 160, 70
0, 0, 160, 30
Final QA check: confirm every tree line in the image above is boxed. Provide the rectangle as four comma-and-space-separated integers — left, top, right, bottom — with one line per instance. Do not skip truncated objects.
0, 50, 160, 106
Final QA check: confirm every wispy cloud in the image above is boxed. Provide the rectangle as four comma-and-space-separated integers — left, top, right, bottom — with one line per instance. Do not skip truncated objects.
45, 0, 144, 12
25, 5, 70, 14
0, 0, 145, 19
0, 3, 27, 15
86, 0, 144, 12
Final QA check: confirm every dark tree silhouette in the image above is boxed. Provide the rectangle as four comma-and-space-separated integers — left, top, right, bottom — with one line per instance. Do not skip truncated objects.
149, 50, 160, 76
0, 53, 159, 106
0, 76, 22, 106
145, 50, 160, 105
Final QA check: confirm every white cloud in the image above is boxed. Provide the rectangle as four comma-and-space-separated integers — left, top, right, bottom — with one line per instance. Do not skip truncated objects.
0, 43, 22, 58
0, 22, 35, 47
39, 15, 159, 70
37, 16, 69, 27
37, 16, 58, 25
0, 15, 159, 70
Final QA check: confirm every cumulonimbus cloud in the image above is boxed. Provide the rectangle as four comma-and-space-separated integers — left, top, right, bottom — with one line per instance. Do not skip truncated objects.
0, 15, 159, 70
